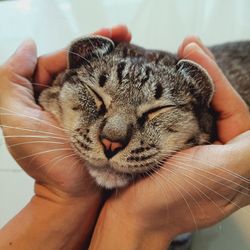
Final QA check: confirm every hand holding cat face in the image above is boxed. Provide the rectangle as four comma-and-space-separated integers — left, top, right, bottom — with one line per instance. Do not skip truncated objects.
89, 37, 250, 249
179, 36, 250, 142
0, 25, 132, 250
0, 25, 131, 200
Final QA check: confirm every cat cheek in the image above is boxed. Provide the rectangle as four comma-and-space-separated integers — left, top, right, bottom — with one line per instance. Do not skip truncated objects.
39, 86, 61, 121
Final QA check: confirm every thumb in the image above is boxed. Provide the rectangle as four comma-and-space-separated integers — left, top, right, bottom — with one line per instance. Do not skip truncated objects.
5, 39, 37, 79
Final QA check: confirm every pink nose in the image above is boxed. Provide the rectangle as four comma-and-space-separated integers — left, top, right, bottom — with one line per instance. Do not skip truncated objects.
101, 138, 123, 152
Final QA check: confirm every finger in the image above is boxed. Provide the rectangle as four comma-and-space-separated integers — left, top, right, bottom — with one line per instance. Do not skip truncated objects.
109, 25, 132, 42
93, 27, 112, 38
182, 43, 250, 142
34, 25, 131, 90
178, 35, 215, 60
94, 25, 132, 42
182, 43, 248, 116
4, 39, 37, 79
34, 49, 67, 88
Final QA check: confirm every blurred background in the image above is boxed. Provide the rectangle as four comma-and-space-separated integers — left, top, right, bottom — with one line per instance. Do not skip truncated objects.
0, 0, 249, 249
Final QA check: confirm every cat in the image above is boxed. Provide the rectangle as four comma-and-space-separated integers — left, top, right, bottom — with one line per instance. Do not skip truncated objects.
39, 36, 250, 250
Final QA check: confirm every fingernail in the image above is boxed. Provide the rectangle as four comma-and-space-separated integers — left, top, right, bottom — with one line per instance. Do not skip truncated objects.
103, 27, 112, 33
94, 28, 112, 38
195, 36, 208, 49
99, 27, 111, 32
189, 37, 215, 60
183, 42, 206, 57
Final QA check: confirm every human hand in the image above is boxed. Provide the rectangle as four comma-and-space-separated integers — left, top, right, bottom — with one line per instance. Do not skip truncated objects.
0, 25, 131, 200
0, 25, 131, 250
89, 37, 250, 250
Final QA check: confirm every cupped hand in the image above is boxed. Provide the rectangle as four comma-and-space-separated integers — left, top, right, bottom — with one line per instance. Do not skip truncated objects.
94, 37, 250, 245
0, 25, 131, 201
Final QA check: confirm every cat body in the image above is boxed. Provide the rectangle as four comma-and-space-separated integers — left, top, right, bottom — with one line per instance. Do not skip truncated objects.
211, 41, 250, 106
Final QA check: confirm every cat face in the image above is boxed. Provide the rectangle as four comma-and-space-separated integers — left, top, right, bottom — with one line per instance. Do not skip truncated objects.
39, 36, 215, 189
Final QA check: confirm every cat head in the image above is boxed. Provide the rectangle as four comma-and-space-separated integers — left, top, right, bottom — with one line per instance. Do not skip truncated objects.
39, 36, 215, 189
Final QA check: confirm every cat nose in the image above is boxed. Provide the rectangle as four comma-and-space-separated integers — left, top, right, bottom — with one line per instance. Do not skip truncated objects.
100, 137, 124, 159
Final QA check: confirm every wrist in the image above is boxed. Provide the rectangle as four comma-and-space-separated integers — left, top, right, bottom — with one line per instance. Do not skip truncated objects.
33, 182, 103, 249
89, 202, 172, 250
34, 181, 101, 206
0, 183, 102, 250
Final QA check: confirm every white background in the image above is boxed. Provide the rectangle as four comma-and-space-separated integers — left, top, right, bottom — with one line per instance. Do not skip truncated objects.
0, 0, 250, 249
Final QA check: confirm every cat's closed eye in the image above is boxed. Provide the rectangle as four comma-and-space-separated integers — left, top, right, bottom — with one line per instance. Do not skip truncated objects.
87, 86, 107, 115
146, 105, 176, 120
138, 105, 176, 126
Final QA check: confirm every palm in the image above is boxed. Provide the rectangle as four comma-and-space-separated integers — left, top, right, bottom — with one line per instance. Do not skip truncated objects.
107, 142, 249, 235
1, 26, 131, 197
2, 86, 94, 197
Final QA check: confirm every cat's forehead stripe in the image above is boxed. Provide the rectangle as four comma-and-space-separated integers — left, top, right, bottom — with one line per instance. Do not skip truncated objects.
99, 72, 108, 87
154, 83, 163, 99
117, 62, 126, 83
122, 47, 128, 58
140, 66, 151, 86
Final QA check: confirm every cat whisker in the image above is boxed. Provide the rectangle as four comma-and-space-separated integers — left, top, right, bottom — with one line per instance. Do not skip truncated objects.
66, 50, 92, 67
32, 82, 50, 88
167, 160, 250, 197
146, 156, 250, 216
2, 135, 68, 141
7, 140, 65, 148
34, 151, 73, 171
0, 107, 72, 133
157, 148, 250, 185
145, 170, 171, 220
66, 50, 95, 77
155, 152, 250, 197
0, 124, 67, 137
45, 153, 78, 175
87, 37, 106, 67
154, 163, 225, 215
152, 168, 199, 230
158, 162, 250, 215
17, 147, 73, 161
174, 146, 250, 183
175, 151, 250, 184
50, 153, 78, 168
71, 157, 83, 169
167, 156, 250, 195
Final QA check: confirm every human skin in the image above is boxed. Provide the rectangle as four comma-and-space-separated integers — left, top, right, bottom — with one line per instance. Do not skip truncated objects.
0, 25, 131, 250
0, 30, 249, 250
88, 38, 250, 250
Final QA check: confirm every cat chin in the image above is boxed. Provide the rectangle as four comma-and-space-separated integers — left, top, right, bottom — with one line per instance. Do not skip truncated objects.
87, 167, 131, 189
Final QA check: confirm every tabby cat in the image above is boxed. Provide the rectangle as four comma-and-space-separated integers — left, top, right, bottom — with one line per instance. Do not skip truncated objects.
39, 36, 250, 250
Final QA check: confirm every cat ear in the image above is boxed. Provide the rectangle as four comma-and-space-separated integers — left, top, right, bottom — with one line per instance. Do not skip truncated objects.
176, 59, 214, 106
68, 36, 115, 69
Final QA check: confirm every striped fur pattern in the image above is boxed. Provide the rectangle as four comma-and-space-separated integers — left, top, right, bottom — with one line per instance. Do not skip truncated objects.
39, 36, 217, 189
39, 36, 250, 250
